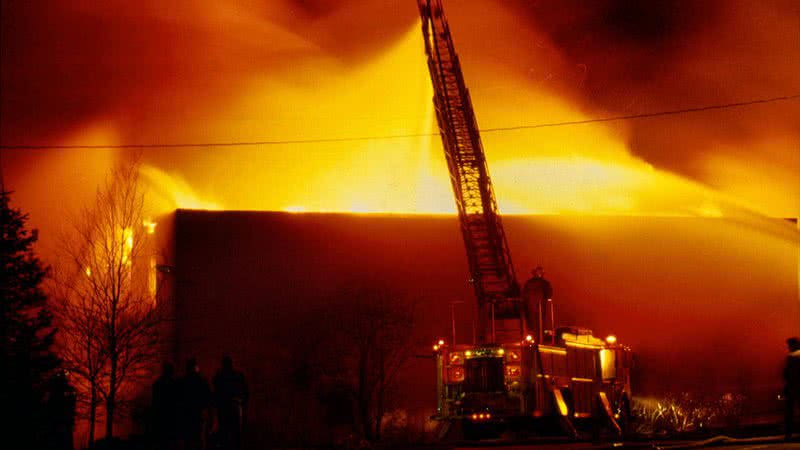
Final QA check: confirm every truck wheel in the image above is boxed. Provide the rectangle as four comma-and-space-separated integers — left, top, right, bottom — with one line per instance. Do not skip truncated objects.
461, 420, 500, 440
461, 419, 479, 440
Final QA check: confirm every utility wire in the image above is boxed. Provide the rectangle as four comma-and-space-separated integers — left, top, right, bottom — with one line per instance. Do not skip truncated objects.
481, 93, 800, 132
1, 93, 798, 150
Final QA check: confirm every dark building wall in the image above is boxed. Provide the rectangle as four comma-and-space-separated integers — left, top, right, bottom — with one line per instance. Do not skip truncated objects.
168, 210, 798, 437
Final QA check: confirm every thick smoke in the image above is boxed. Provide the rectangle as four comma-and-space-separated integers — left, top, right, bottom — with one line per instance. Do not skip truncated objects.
2, 0, 798, 221
0, 0, 416, 144
505, 0, 800, 210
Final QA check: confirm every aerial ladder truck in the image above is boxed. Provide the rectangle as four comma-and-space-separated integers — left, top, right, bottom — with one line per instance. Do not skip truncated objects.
418, 0, 633, 438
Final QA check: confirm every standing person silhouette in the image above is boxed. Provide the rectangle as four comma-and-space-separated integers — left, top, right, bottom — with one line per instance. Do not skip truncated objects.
522, 266, 553, 342
152, 362, 178, 450
45, 370, 76, 450
785, 337, 800, 441
213, 356, 249, 450
178, 358, 211, 450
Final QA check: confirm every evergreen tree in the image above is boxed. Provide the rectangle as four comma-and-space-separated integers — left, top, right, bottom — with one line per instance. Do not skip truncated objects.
1, 190, 62, 448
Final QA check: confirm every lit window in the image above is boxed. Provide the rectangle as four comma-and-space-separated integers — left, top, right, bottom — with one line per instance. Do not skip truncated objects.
149, 257, 158, 302
599, 349, 616, 380
143, 220, 157, 235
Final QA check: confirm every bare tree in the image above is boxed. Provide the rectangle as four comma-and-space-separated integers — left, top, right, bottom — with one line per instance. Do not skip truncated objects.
327, 284, 417, 441
52, 160, 163, 443
52, 268, 107, 445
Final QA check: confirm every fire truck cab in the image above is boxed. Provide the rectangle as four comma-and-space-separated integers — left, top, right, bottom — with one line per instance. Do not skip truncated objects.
433, 325, 632, 436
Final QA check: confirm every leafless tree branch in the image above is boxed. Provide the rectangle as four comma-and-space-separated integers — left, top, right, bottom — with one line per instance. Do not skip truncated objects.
50, 157, 165, 444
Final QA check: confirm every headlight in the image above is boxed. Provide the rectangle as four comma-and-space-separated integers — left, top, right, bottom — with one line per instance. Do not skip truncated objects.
505, 350, 520, 362
448, 367, 465, 383
505, 365, 521, 380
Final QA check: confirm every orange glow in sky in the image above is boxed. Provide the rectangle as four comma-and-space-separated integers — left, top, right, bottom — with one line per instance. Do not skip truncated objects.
3, 19, 798, 254
122, 27, 791, 224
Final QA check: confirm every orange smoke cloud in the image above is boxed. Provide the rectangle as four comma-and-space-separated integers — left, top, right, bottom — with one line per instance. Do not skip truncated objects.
2, 0, 798, 239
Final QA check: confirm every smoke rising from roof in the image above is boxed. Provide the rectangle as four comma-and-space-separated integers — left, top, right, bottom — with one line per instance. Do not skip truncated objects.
2, 0, 798, 233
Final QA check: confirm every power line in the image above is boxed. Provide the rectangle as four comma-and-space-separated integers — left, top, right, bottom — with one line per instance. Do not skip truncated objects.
481, 93, 800, 132
1, 93, 798, 150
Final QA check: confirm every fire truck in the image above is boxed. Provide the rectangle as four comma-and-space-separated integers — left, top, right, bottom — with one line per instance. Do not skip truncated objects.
418, 0, 633, 438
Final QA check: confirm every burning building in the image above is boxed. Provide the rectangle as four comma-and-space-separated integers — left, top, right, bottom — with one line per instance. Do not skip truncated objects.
2, 0, 799, 443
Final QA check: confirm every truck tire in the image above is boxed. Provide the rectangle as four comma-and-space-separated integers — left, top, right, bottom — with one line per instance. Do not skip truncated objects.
461, 419, 500, 440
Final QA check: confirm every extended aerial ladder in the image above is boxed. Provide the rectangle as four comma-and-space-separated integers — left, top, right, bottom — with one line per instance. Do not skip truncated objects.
418, 0, 521, 342
419, 0, 632, 438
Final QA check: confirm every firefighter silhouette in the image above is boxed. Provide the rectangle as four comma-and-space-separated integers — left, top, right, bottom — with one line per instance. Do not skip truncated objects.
785, 337, 800, 440
522, 266, 553, 341
178, 358, 212, 450
152, 362, 178, 449
213, 356, 249, 450
45, 370, 76, 450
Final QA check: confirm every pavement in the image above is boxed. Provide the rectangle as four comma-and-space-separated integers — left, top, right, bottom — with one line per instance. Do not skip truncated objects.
443, 434, 800, 450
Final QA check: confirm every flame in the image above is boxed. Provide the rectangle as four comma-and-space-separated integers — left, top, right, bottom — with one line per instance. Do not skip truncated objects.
124, 26, 793, 223
185, 27, 448, 215
491, 156, 731, 217
4, 21, 797, 251
122, 227, 133, 264
143, 219, 157, 234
